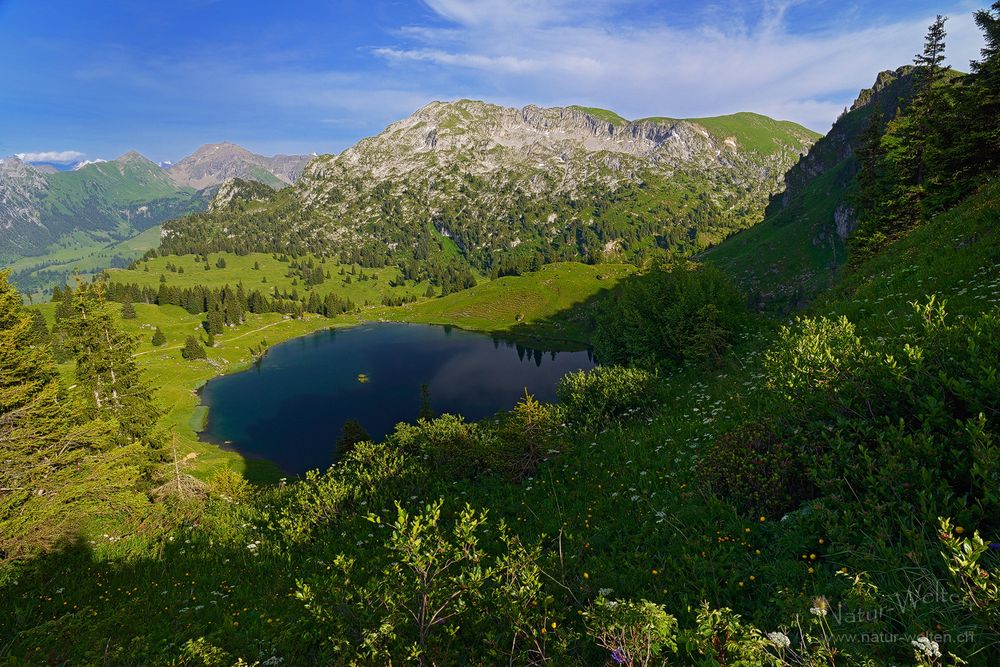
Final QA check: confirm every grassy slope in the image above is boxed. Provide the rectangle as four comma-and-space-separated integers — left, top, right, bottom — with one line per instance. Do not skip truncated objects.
817, 180, 1000, 325
110, 252, 431, 305
703, 161, 852, 308
36, 301, 345, 483
637, 111, 822, 155
4, 187, 999, 663
381, 262, 634, 346
7, 226, 164, 301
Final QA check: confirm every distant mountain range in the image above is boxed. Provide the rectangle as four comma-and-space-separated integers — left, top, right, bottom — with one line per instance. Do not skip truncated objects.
0, 143, 313, 263
160, 101, 819, 273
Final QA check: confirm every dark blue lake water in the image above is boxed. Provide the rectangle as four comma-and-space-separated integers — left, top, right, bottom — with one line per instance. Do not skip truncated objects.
198, 323, 595, 474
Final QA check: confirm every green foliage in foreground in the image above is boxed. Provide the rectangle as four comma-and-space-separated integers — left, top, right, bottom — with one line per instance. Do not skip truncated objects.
593, 261, 750, 369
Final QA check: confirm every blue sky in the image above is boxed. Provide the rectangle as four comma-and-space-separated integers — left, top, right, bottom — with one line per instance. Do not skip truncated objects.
0, 0, 987, 164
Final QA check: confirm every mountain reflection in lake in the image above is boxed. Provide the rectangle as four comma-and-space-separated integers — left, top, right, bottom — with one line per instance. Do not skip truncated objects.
198, 322, 594, 474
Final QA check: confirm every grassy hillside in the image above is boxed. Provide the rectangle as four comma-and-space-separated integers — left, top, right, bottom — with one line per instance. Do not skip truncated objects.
818, 180, 1000, 324
703, 68, 918, 310
109, 252, 432, 305
704, 161, 853, 308
383, 262, 634, 345
3, 177, 999, 663
636, 111, 822, 155
8, 226, 164, 301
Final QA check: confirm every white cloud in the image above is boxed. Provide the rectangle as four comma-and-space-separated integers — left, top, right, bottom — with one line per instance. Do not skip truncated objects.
382, 1, 987, 131
15, 150, 85, 164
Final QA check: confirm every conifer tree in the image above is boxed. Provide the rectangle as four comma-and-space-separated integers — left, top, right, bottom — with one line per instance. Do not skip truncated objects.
0, 272, 143, 559
59, 282, 160, 446
151, 327, 166, 346
182, 335, 207, 360
335, 419, 371, 460
121, 301, 137, 319
28, 310, 49, 344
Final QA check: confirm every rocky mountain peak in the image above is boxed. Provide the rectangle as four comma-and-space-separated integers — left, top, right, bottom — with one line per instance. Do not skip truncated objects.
167, 142, 312, 190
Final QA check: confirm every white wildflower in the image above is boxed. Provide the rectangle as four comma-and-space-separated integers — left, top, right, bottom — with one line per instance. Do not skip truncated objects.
912, 636, 941, 659
767, 632, 791, 648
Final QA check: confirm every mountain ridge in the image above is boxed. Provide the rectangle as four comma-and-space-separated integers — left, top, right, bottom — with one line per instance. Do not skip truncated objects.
161, 99, 819, 276
0, 142, 314, 266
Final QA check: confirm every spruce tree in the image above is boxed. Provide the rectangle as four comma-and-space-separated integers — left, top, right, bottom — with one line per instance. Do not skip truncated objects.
182, 335, 207, 360
151, 327, 166, 346
0, 272, 143, 559
28, 310, 49, 344
335, 419, 371, 460
121, 301, 137, 319
59, 282, 161, 446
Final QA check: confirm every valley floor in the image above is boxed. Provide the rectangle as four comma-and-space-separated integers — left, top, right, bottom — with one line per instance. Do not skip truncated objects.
3, 183, 1000, 664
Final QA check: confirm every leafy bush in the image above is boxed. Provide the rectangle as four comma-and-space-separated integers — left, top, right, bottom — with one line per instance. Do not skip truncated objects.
593, 261, 748, 369
763, 300, 1000, 530
698, 421, 812, 518
584, 596, 678, 666
207, 468, 251, 502
557, 365, 658, 430
392, 414, 483, 479
485, 391, 565, 479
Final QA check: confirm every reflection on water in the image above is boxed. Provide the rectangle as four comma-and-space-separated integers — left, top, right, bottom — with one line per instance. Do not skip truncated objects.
199, 323, 594, 474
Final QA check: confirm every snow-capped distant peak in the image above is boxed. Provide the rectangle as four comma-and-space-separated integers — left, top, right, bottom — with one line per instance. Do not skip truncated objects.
73, 158, 108, 170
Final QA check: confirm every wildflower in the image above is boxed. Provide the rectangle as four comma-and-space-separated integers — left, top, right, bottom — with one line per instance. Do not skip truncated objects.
767, 631, 791, 648
583, 572, 589, 580
809, 596, 829, 616
912, 636, 941, 660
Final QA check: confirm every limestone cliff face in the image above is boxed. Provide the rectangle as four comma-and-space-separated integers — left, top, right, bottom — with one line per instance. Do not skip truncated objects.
160, 100, 818, 267
293, 101, 816, 249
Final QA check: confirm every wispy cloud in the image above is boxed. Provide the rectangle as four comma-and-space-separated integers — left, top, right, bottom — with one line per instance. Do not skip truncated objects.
376, 0, 985, 131
15, 150, 85, 164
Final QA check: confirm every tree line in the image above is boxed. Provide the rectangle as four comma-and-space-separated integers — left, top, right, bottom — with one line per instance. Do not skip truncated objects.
852, 5, 1000, 258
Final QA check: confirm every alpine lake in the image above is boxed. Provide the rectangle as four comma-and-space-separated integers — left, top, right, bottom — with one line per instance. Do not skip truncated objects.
198, 322, 595, 474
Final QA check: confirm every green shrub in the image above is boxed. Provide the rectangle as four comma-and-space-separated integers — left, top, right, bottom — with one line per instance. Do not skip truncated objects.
557, 365, 658, 430
392, 414, 483, 479
486, 391, 565, 479
207, 468, 250, 502
763, 300, 1000, 530
593, 260, 748, 369
584, 596, 678, 666
698, 421, 812, 518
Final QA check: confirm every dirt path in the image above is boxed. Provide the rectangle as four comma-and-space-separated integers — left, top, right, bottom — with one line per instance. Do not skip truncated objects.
132, 318, 291, 357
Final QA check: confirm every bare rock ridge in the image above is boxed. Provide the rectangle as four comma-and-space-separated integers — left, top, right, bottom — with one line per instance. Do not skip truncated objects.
166, 142, 312, 190
162, 100, 820, 270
